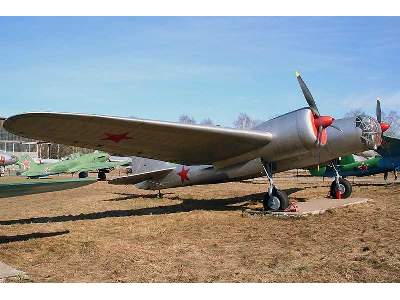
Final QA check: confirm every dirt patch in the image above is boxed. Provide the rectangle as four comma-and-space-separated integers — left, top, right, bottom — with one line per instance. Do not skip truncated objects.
0, 174, 400, 282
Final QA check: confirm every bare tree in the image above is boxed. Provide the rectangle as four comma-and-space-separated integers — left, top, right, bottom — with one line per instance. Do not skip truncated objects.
200, 118, 214, 126
382, 110, 400, 137
233, 113, 259, 129
344, 109, 367, 118
179, 114, 196, 124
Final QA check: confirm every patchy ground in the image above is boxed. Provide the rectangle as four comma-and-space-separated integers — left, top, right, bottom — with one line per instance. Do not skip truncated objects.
0, 173, 399, 282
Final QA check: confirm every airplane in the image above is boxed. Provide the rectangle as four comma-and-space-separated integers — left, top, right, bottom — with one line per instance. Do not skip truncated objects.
3, 73, 384, 211
309, 99, 399, 185
309, 135, 400, 183
16, 151, 127, 180
0, 151, 18, 176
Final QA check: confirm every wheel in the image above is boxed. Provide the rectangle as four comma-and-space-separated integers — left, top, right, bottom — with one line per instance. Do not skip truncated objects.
78, 171, 88, 179
98, 171, 106, 181
263, 188, 289, 211
330, 177, 352, 199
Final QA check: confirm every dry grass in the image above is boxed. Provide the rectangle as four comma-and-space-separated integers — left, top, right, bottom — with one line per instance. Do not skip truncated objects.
0, 173, 400, 282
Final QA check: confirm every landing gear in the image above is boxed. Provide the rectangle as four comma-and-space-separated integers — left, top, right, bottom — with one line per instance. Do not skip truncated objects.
263, 188, 289, 211
329, 163, 352, 199
330, 177, 352, 199
157, 190, 163, 198
78, 171, 88, 179
261, 160, 289, 211
98, 171, 107, 181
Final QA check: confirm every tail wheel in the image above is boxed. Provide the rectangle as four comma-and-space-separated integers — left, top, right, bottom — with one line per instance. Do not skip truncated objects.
263, 188, 289, 211
330, 177, 352, 199
98, 171, 106, 181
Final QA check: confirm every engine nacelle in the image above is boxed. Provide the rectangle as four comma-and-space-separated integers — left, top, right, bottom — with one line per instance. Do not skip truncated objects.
255, 108, 319, 162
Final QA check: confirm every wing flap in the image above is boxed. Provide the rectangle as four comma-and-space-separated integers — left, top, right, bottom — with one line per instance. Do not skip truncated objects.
4, 113, 272, 165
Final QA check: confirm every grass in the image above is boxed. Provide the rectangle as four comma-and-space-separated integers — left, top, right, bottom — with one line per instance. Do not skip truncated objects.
0, 173, 400, 282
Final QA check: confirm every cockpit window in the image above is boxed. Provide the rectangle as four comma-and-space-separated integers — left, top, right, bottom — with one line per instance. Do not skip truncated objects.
356, 115, 382, 149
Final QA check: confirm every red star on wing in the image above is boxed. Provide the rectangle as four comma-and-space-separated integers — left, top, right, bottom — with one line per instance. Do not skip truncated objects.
177, 166, 190, 183
101, 132, 132, 143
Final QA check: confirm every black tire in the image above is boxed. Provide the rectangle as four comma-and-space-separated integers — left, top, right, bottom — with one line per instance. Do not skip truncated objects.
98, 171, 106, 181
263, 188, 289, 211
78, 171, 88, 179
330, 177, 352, 199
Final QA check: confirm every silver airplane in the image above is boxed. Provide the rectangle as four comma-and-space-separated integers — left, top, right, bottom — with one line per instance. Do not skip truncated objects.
3, 73, 383, 211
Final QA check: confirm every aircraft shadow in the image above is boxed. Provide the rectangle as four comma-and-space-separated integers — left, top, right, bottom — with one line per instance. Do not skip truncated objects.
105, 192, 174, 201
0, 230, 70, 244
0, 188, 306, 226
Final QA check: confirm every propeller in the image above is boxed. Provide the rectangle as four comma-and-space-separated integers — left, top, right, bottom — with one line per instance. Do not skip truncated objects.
376, 98, 390, 134
296, 71, 342, 147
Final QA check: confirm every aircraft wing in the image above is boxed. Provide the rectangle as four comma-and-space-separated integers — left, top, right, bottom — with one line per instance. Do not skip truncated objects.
5, 113, 272, 166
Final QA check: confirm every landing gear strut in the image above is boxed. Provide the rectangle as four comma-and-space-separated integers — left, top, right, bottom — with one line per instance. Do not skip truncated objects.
329, 163, 352, 199
261, 160, 289, 211
157, 190, 163, 198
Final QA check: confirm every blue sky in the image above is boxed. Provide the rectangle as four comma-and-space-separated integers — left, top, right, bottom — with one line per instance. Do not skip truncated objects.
1, 17, 399, 126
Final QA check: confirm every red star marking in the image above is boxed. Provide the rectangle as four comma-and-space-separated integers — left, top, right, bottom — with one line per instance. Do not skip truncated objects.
0, 156, 5, 164
358, 164, 368, 171
23, 159, 30, 170
177, 166, 190, 183
101, 132, 132, 143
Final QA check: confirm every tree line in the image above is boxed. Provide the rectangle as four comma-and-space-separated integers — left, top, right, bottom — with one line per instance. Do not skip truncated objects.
180, 109, 400, 137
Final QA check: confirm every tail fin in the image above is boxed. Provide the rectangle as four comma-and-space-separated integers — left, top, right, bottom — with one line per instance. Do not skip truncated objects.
16, 154, 37, 171
130, 157, 173, 174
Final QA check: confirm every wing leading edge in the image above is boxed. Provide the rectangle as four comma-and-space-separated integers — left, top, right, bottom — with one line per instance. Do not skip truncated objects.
4, 113, 272, 166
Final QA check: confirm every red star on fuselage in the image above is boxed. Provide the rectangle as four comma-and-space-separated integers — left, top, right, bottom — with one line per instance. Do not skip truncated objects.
178, 166, 190, 183
101, 132, 132, 143
358, 164, 368, 171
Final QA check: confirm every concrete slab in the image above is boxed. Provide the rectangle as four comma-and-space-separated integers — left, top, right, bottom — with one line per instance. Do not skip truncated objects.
243, 197, 372, 218
0, 261, 25, 282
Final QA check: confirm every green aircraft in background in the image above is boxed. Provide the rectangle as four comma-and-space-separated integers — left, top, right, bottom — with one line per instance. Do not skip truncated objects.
309, 135, 400, 198
16, 152, 127, 180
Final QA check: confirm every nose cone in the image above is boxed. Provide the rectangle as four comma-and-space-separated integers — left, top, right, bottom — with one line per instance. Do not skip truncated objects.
314, 115, 334, 129
380, 122, 390, 133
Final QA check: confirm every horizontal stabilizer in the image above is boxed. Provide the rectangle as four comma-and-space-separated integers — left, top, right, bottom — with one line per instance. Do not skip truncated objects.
109, 168, 174, 185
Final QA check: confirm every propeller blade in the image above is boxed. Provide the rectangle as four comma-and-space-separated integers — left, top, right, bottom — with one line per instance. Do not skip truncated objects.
330, 124, 343, 132
376, 98, 382, 124
296, 71, 320, 116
